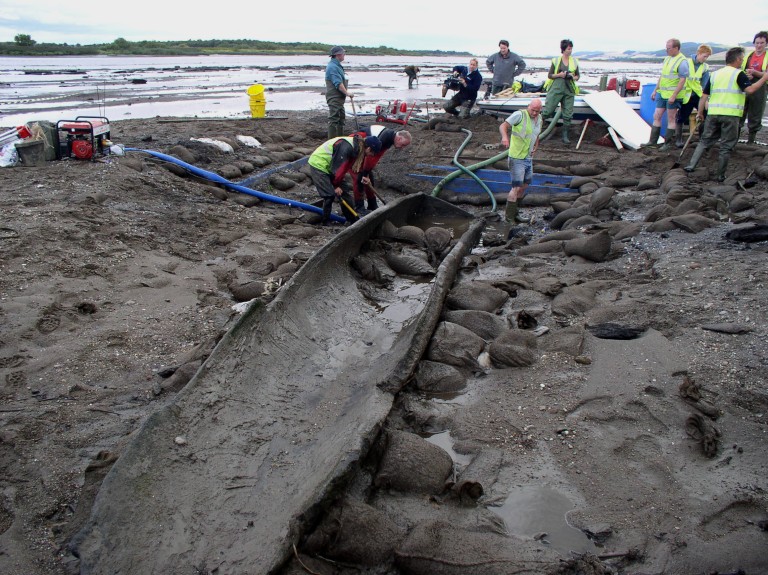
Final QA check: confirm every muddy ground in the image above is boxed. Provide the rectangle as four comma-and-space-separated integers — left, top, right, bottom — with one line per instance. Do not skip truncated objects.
1, 108, 767, 575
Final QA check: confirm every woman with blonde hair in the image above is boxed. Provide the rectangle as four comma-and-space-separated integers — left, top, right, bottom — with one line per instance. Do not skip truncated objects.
675, 44, 712, 147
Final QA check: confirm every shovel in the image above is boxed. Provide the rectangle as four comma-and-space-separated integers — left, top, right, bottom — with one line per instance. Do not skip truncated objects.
672, 114, 698, 168
367, 183, 387, 206
349, 97, 361, 131
338, 195, 359, 220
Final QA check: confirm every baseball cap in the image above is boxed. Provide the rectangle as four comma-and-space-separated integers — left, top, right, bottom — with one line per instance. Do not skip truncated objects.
330, 46, 345, 57
364, 136, 382, 153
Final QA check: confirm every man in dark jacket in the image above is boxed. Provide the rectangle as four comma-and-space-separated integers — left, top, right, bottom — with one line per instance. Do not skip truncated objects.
443, 58, 483, 119
349, 126, 412, 211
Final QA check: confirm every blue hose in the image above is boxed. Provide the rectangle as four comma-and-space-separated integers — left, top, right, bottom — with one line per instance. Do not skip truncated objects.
124, 148, 346, 223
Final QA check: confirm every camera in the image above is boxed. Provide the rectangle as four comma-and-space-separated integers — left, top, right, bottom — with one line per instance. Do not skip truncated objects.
564, 71, 573, 81
445, 77, 463, 91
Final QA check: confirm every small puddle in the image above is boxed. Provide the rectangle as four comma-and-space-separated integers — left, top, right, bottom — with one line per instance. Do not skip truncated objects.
421, 430, 472, 467
489, 486, 596, 554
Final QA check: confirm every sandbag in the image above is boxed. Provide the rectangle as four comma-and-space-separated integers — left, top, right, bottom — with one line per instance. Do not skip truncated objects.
374, 430, 454, 493
552, 284, 599, 316
414, 360, 467, 393
488, 329, 538, 367
443, 309, 507, 340
303, 499, 405, 566
589, 187, 615, 214
395, 520, 559, 575
426, 321, 486, 368
563, 230, 612, 262
445, 281, 509, 313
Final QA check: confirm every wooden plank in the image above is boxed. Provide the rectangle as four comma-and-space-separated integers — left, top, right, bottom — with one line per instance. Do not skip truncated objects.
607, 126, 624, 150
581, 90, 659, 149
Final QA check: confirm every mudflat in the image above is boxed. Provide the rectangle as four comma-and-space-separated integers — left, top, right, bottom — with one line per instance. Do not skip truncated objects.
0, 109, 767, 575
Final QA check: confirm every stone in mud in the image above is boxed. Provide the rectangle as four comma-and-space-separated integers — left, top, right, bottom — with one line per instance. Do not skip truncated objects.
488, 329, 538, 368
443, 309, 507, 340
445, 282, 509, 313
414, 360, 467, 393
426, 321, 486, 368
374, 430, 454, 493
303, 499, 405, 566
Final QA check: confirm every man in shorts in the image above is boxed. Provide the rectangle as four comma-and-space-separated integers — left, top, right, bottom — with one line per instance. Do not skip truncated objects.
498, 99, 542, 224
643, 38, 689, 151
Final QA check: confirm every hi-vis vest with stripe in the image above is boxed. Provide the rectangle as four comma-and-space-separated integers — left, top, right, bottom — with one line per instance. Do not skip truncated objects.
741, 50, 768, 72
682, 57, 709, 101
708, 67, 745, 117
308, 137, 353, 173
543, 55, 580, 94
658, 53, 686, 98
507, 112, 539, 159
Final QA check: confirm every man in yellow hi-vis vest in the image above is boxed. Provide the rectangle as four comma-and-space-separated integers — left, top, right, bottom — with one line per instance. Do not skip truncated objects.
643, 38, 689, 150
684, 47, 768, 181
498, 99, 543, 224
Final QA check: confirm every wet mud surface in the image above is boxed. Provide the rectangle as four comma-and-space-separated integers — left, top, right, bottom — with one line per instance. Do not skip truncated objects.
1, 109, 767, 574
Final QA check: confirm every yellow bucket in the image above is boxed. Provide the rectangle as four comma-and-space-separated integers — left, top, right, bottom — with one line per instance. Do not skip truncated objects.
250, 101, 266, 118
247, 84, 265, 97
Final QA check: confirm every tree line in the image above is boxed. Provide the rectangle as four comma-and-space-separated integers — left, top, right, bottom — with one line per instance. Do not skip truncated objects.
0, 35, 470, 57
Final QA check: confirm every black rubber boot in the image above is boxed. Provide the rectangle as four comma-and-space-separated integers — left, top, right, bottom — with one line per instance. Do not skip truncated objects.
684, 144, 707, 172
659, 127, 675, 151
504, 201, 518, 223
366, 197, 378, 211
675, 125, 684, 148
716, 156, 729, 182
320, 198, 334, 225
642, 126, 662, 148
562, 125, 571, 145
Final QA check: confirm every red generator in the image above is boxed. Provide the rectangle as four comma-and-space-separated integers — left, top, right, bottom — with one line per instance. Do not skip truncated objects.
56, 116, 111, 160
375, 100, 414, 125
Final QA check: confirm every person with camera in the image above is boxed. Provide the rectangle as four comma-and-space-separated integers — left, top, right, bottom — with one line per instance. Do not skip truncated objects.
542, 39, 581, 145
442, 58, 483, 119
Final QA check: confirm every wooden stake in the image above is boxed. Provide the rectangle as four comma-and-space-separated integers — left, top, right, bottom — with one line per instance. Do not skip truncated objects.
575, 119, 590, 150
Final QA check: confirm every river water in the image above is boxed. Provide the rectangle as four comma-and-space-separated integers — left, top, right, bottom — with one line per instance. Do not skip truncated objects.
0, 54, 667, 125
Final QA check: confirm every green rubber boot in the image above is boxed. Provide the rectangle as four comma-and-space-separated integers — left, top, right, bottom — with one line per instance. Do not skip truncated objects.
642, 126, 661, 148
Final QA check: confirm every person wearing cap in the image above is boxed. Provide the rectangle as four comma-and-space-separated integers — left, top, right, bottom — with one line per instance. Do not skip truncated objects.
325, 46, 353, 139
349, 126, 412, 212
307, 134, 382, 225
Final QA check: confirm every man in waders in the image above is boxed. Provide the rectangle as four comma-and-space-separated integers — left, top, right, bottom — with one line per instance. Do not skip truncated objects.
644, 38, 689, 151
325, 46, 353, 139
499, 98, 542, 224
308, 135, 382, 225
684, 47, 768, 182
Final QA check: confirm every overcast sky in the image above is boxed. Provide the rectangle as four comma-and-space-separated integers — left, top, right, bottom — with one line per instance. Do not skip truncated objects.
1, 0, 766, 57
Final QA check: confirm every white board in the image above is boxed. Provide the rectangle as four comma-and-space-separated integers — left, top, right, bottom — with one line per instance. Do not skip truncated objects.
582, 91, 663, 149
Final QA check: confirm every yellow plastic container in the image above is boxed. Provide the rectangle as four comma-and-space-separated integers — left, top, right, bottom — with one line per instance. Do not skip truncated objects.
247, 84, 266, 117
250, 101, 266, 118
247, 84, 265, 97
